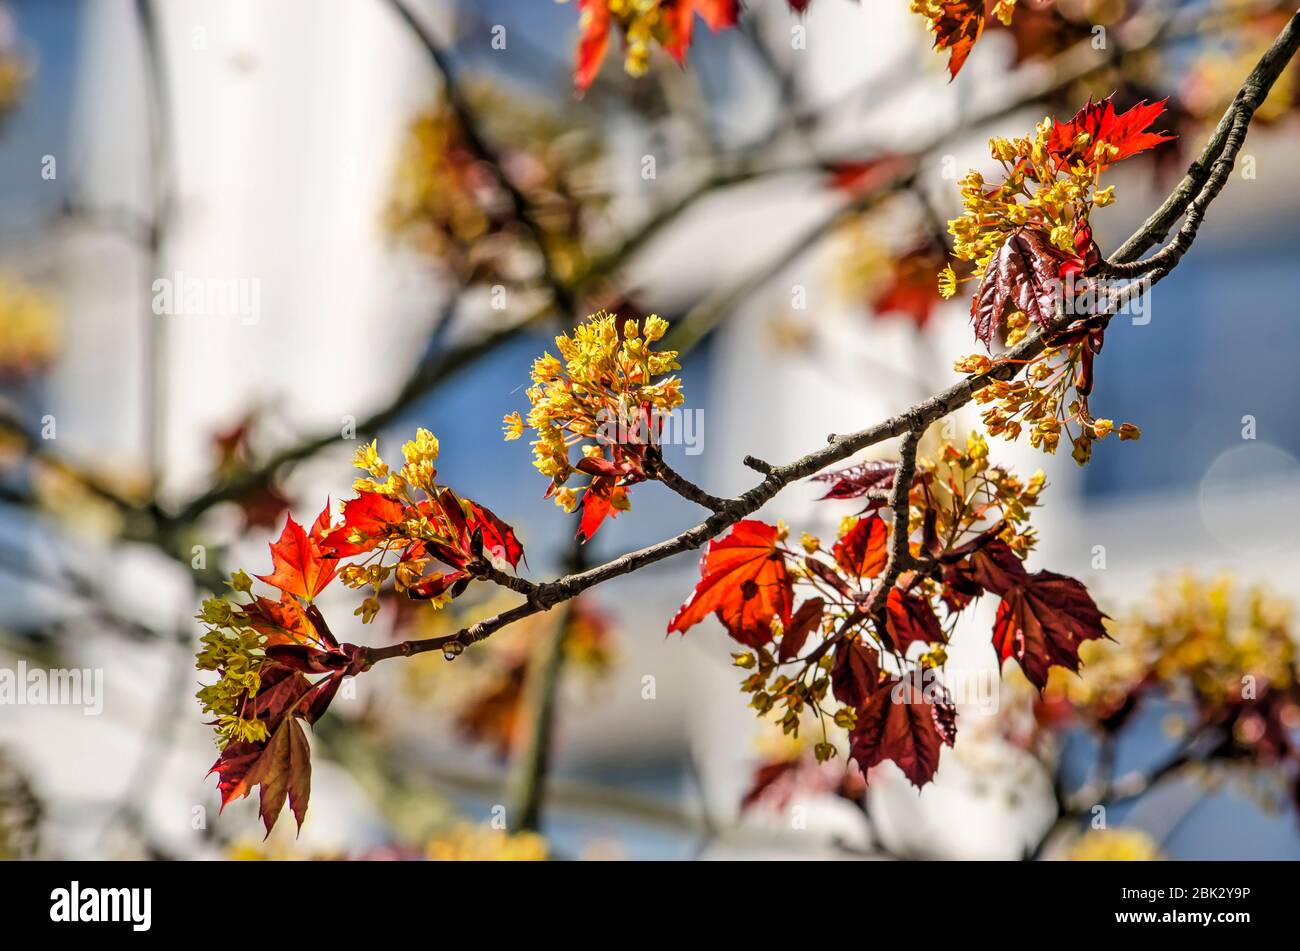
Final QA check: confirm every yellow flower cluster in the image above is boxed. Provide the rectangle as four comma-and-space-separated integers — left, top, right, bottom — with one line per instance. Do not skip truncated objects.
505, 312, 682, 513
351, 428, 440, 499
341, 429, 452, 611
608, 0, 668, 77
194, 589, 269, 748
912, 430, 1044, 558
0, 276, 60, 381
961, 342, 1139, 464
1055, 575, 1296, 713
426, 823, 548, 861
1066, 828, 1163, 861
943, 117, 1111, 295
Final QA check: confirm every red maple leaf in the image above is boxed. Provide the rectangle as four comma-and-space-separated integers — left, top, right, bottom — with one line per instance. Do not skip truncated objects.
824, 154, 909, 195
871, 244, 948, 329
254, 503, 339, 602
1047, 96, 1174, 171
317, 491, 404, 558
832, 514, 888, 580
968, 538, 1029, 595
668, 520, 793, 647
212, 717, 312, 836
778, 597, 825, 662
574, 0, 612, 93
991, 570, 1109, 689
573, 0, 740, 92
831, 636, 882, 709
971, 229, 1068, 346
576, 477, 627, 542
930, 0, 986, 80
885, 588, 945, 653
850, 678, 946, 787
812, 459, 898, 503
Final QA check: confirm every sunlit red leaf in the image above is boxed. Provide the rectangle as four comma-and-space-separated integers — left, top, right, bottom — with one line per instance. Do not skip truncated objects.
574, 0, 611, 92
832, 515, 888, 579
577, 479, 627, 542
241, 593, 318, 647
317, 491, 404, 558
668, 520, 793, 647
465, 499, 524, 568
929, 0, 986, 80
871, 244, 948, 329
1047, 96, 1174, 171
254, 504, 339, 602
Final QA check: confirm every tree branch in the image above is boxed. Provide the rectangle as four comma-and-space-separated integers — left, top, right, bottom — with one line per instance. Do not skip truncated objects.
864, 429, 922, 621
642, 447, 727, 512
357, 13, 1300, 669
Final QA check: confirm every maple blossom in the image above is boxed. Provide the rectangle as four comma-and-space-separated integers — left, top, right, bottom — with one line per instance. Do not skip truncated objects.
504, 311, 684, 541
943, 96, 1171, 464
196, 427, 525, 833
196, 567, 362, 835
669, 431, 1105, 787
909, 0, 1017, 79
565, 0, 740, 92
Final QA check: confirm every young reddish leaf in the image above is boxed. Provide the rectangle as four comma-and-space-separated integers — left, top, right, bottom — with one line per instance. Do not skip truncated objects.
317, 491, 404, 558
968, 538, 1029, 595
238, 717, 312, 836
254, 504, 339, 602
245, 665, 314, 723
408, 569, 471, 601
693, 0, 741, 31
832, 515, 888, 579
813, 460, 898, 501
779, 597, 825, 662
940, 561, 982, 612
576, 478, 626, 542
209, 711, 314, 836
1047, 96, 1174, 171
885, 588, 945, 653
991, 570, 1108, 689
971, 230, 1064, 346
871, 244, 948, 329
831, 636, 882, 709
740, 758, 801, 812
241, 593, 319, 647
668, 520, 793, 647
933, 685, 958, 747
849, 678, 944, 787
929, 0, 986, 79
824, 155, 908, 195
464, 499, 524, 568
574, 0, 611, 92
